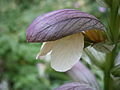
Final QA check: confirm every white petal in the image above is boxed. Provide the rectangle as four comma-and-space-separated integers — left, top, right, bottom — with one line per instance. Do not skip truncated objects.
51, 33, 84, 72
36, 41, 55, 59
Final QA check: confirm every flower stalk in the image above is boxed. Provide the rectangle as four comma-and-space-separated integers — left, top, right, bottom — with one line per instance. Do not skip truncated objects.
104, 70, 112, 90
103, 0, 120, 89
105, 0, 120, 43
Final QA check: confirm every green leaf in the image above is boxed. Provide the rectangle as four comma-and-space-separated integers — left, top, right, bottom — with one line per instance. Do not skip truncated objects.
96, 0, 108, 7
111, 65, 120, 77
115, 52, 120, 66
84, 46, 106, 70
119, 6, 120, 15
93, 42, 115, 53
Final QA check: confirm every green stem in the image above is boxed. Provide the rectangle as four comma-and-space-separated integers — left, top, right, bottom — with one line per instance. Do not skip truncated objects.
104, 71, 113, 90
104, 44, 117, 90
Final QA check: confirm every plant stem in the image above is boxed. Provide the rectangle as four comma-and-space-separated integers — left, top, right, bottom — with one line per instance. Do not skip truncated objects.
104, 45, 117, 90
104, 71, 112, 90
104, 57, 114, 90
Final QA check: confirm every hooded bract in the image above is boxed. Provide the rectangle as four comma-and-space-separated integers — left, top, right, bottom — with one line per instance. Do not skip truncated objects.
26, 9, 105, 42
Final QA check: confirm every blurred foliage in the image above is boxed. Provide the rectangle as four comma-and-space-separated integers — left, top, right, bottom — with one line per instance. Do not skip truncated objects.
0, 0, 107, 90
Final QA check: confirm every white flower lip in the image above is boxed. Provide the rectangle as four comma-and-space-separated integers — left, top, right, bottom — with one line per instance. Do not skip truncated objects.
37, 33, 84, 72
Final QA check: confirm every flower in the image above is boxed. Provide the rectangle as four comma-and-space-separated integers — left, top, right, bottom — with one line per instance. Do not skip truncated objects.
67, 61, 99, 89
98, 7, 106, 13
55, 82, 93, 90
26, 9, 105, 72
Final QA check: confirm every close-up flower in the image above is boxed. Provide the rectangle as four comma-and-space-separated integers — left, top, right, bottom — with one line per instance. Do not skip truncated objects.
26, 9, 105, 72
1, 0, 120, 90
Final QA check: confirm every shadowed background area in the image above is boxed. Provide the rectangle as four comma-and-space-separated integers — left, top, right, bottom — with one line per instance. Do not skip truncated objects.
0, 0, 106, 90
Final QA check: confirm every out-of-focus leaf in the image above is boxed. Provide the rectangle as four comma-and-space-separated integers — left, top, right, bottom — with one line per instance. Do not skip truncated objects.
118, 7, 120, 15
113, 77, 120, 90
82, 51, 91, 64
104, 50, 116, 72
111, 65, 120, 77
67, 61, 99, 90
84, 46, 106, 70
96, 0, 107, 7
93, 42, 115, 53
115, 52, 120, 66
55, 82, 94, 90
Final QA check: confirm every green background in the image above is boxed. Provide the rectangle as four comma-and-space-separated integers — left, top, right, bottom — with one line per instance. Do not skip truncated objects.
0, 0, 106, 90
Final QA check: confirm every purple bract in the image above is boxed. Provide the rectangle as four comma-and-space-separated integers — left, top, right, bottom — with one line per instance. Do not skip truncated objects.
26, 9, 105, 42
